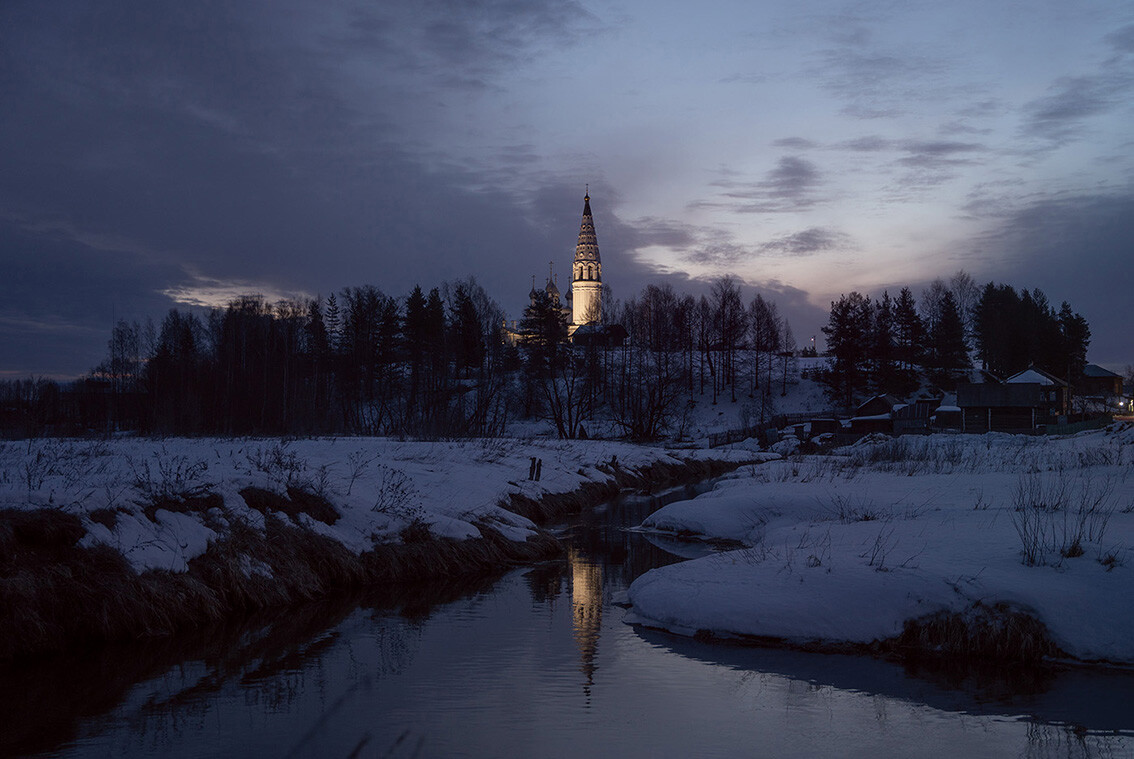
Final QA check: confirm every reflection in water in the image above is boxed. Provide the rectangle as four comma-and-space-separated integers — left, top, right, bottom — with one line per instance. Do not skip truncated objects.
0, 577, 495, 757
569, 548, 602, 696
2, 482, 1132, 758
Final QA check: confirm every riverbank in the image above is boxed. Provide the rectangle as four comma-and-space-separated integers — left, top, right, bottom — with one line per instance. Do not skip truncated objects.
625, 424, 1134, 666
0, 436, 757, 659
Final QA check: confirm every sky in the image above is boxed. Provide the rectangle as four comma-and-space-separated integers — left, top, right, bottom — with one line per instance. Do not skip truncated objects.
1, 0, 1132, 377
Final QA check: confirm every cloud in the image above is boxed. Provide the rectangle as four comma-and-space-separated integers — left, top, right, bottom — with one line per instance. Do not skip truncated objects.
682, 241, 751, 267
161, 276, 311, 309
1105, 24, 1134, 54
720, 73, 770, 85
0, 0, 615, 375
835, 135, 894, 152
0, 219, 182, 376
771, 137, 817, 150
894, 140, 986, 187
810, 44, 947, 120
706, 157, 824, 214
971, 190, 1134, 364
830, 137, 985, 190
758, 227, 850, 256
1022, 73, 1134, 143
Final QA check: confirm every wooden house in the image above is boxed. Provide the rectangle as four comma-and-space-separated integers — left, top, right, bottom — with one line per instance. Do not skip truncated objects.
1078, 364, 1123, 399
956, 366, 1069, 432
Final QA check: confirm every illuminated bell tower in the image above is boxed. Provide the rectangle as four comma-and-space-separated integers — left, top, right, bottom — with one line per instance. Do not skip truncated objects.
570, 190, 602, 332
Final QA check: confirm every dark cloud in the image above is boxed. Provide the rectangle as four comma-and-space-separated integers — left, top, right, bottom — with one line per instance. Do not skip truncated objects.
758, 227, 850, 256
682, 241, 750, 267
1105, 24, 1134, 54
0, 0, 606, 375
771, 137, 818, 150
938, 120, 993, 136
812, 45, 947, 120
1022, 73, 1134, 143
0, 220, 181, 376
706, 157, 824, 214
971, 191, 1134, 364
832, 137, 985, 190
957, 99, 1005, 119
894, 140, 985, 186
835, 135, 894, 152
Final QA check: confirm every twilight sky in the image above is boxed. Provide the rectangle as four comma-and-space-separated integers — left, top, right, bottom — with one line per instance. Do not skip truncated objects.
2, 0, 1132, 377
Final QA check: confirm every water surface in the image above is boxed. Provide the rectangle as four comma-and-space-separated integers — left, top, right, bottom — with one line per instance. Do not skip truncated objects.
5, 485, 1133, 758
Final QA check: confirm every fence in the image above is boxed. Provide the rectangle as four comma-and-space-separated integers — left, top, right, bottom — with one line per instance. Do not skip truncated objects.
706, 424, 774, 448
1042, 415, 1113, 436
773, 410, 842, 427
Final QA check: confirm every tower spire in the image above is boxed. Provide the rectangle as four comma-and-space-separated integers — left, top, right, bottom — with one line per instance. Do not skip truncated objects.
570, 188, 601, 329
575, 191, 599, 264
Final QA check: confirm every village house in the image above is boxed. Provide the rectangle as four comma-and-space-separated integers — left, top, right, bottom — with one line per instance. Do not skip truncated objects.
955, 366, 1069, 432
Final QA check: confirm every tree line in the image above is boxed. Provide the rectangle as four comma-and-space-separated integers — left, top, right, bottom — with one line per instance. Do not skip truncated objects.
2, 276, 802, 441
518, 276, 797, 440
1, 269, 1097, 439
818, 271, 1092, 409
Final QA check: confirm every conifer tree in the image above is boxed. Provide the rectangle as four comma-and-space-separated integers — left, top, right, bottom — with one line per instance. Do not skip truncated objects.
1058, 301, 1091, 383
870, 291, 899, 394
926, 290, 969, 385
820, 292, 873, 409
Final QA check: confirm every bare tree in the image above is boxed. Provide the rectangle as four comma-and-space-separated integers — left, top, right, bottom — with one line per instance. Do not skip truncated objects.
949, 269, 979, 342
712, 276, 746, 402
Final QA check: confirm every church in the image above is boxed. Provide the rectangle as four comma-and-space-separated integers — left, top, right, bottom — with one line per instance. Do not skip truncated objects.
506, 191, 623, 346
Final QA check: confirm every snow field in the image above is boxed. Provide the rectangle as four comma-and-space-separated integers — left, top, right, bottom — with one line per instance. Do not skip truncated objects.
0, 436, 751, 573
627, 425, 1134, 663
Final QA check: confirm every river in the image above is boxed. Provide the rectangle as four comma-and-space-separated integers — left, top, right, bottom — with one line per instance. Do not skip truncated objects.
4, 484, 1134, 758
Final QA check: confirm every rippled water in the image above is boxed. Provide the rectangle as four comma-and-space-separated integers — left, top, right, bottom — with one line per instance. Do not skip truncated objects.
5, 485, 1134, 758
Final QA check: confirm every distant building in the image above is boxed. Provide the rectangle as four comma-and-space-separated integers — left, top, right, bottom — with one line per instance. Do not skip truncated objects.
505, 191, 612, 344
956, 366, 1069, 432
1079, 363, 1123, 397
1005, 367, 1070, 417
568, 192, 602, 335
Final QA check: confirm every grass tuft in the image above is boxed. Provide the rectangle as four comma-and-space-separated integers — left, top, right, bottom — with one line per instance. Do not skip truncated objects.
239, 487, 339, 525
892, 602, 1062, 664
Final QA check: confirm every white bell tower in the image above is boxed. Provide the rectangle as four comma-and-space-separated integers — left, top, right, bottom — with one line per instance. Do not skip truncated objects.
570, 191, 602, 332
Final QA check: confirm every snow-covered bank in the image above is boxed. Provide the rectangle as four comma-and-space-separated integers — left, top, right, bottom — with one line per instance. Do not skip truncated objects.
0, 436, 753, 658
627, 425, 1134, 664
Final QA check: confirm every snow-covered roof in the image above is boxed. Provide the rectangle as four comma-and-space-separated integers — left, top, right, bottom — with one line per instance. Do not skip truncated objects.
1006, 367, 1066, 386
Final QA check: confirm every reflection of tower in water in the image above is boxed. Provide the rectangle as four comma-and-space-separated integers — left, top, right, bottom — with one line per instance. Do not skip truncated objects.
568, 547, 603, 697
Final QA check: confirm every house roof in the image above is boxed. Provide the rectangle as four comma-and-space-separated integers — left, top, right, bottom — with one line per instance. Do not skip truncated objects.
1006, 367, 1067, 387
856, 394, 900, 411
1083, 363, 1122, 378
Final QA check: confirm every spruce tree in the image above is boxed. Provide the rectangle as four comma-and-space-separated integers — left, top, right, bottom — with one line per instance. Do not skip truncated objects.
870, 291, 899, 395
820, 292, 873, 410
926, 290, 968, 385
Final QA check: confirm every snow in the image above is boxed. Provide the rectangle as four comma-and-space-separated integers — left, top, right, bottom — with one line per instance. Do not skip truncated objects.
0, 436, 750, 573
627, 424, 1134, 664
1007, 369, 1057, 385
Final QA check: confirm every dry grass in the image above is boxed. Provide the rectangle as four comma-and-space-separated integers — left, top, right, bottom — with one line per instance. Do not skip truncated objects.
0, 506, 560, 662
891, 602, 1063, 664
238, 487, 340, 525
0, 456, 741, 661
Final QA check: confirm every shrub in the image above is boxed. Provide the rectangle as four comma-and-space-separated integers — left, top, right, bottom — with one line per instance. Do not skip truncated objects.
1010, 473, 1118, 566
